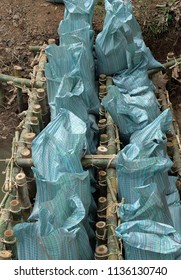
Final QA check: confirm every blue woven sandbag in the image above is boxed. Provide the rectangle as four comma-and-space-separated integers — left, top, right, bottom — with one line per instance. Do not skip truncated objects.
113, 58, 156, 94
116, 220, 181, 260
116, 182, 181, 259
14, 194, 93, 260
102, 85, 160, 142
45, 42, 99, 114
95, 0, 162, 75
130, 109, 172, 157
32, 109, 87, 178
116, 142, 173, 205
58, 19, 94, 49
54, 75, 99, 153
63, 0, 97, 26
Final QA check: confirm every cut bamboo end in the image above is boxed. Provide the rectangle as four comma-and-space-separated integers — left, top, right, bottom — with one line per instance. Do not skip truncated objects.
167, 52, 175, 60
96, 221, 106, 230
15, 172, 26, 185
4, 230, 15, 242
99, 84, 107, 94
10, 199, 20, 212
36, 88, 45, 99
99, 74, 107, 85
31, 116, 39, 124
100, 134, 109, 145
20, 147, 31, 158
48, 38, 55, 45
95, 245, 108, 260
40, 77, 46, 82
14, 65, 22, 77
97, 146, 108, 155
33, 104, 41, 113
0, 250, 12, 260
98, 196, 107, 206
24, 132, 36, 145
98, 118, 107, 126
98, 170, 107, 181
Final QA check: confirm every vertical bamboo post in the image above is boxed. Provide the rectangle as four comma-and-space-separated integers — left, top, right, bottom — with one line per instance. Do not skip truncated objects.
10, 200, 22, 225
96, 221, 107, 246
3, 229, 17, 259
13, 65, 24, 113
95, 245, 108, 260
29, 116, 40, 135
98, 118, 107, 135
0, 250, 12, 260
15, 172, 32, 221
98, 170, 107, 197
167, 52, 175, 91
97, 197, 107, 221
32, 104, 44, 130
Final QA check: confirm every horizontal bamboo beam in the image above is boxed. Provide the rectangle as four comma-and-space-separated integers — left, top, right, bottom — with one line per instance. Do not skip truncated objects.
0, 73, 44, 88
148, 57, 181, 76
29, 45, 47, 52
16, 155, 117, 169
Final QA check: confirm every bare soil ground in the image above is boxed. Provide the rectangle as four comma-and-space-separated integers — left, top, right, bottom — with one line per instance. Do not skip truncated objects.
0, 0, 180, 143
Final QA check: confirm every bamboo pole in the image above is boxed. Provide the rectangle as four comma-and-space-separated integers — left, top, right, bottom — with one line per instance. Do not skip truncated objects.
10, 200, 22, 225
3, 229, 17, 259
0, 189, 16, 251
0, 250, 12, 260
96, 221, 107, 246
148, 57, 181, 76
105, 76, 123, 260
95, 245, 108, 260
15, 172, 32, 221
0, 73, 44, 88
29, 45, 47, 53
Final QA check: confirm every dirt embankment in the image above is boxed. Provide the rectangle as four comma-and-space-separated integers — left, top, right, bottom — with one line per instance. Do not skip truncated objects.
0, 0, 180, 142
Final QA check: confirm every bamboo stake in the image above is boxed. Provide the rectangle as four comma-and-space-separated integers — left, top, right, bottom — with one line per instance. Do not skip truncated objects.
0, 250, 12, 260
3, 229, 17, 259
15, 172, 32, 221
95, 245, 108, 260
97, 197, 107, 221
10, 200, 22, 225
105, 76, 122, 260
0, 189, 16, 251
96, 221, 107, 246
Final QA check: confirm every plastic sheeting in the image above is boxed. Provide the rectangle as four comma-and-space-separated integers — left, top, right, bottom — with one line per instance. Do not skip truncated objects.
102, 85, 160, 142
95, 0, 162, 75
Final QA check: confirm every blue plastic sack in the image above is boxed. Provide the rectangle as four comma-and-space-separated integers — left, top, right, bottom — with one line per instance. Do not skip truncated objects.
32, 109, 88, 178
45, 42, 99, 115
63, 0, 97, 26
102, 85, 160, 142
116, 182, 181, 259
54, 75, 99, 153
58, 19, 94, 49
14, 194, 93, 260
116, 141, 173, 208
95, 0, 162, 75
